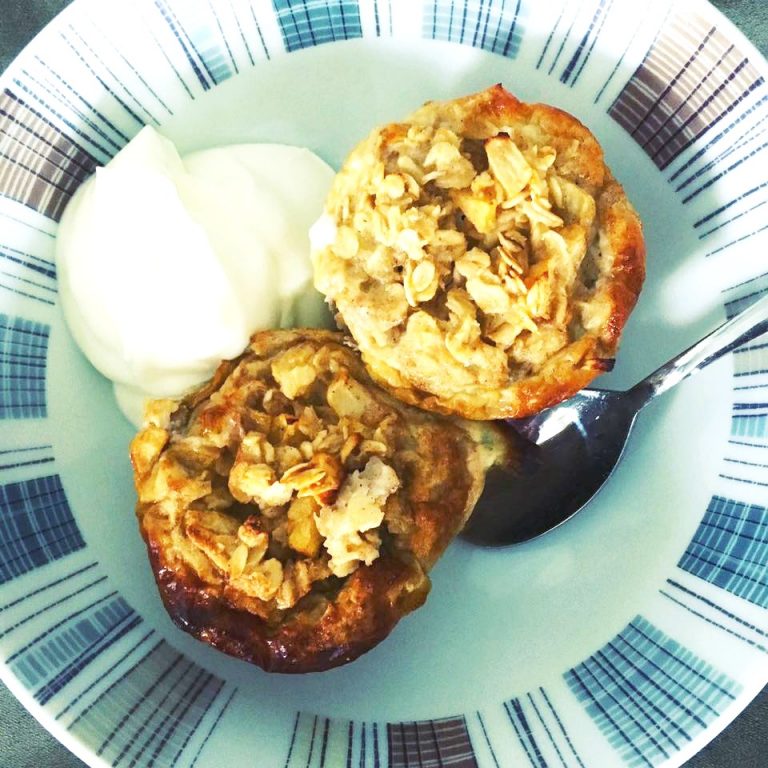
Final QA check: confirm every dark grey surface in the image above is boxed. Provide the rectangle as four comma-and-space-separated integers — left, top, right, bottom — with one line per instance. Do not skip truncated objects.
0, 1, 767, 766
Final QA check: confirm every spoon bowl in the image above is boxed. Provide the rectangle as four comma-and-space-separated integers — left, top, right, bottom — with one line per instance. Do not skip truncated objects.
461, 390, 641, 545
462, 292, 768, 547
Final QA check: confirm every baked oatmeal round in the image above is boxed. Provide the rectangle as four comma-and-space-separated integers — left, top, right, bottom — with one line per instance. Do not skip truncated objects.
312, 85, 645, 419
130, 329, 491, 672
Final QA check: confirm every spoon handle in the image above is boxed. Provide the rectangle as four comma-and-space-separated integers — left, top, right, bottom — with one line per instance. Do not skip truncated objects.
629, 292, 768, 406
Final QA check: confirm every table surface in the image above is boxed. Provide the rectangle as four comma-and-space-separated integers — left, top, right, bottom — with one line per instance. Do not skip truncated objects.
1, 1, 768, 767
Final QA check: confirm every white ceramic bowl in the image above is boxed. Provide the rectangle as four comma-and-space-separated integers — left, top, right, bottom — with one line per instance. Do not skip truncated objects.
1, 1, 767, 766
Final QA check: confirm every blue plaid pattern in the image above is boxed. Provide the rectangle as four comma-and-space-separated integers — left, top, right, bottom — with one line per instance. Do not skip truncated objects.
0, 314, 49, 419
680, 495, 768, 608
273, 0, 363, 52
566, 616, 740, 768
0, 474, 84, 584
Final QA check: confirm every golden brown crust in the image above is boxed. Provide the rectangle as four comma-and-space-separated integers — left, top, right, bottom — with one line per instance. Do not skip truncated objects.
312, 85, 646, 419
131, 330, 485, 673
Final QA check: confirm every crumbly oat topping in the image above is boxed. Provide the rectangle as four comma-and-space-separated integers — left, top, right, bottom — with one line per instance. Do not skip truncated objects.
131, 337, 415, 613
312, 94, 604, 405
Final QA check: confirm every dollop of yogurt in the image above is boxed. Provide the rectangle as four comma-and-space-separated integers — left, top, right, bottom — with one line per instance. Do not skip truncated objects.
56, 126, 334, 427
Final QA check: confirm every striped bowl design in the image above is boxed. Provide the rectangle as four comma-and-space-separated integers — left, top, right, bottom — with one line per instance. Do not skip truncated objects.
1, 1, 767, 766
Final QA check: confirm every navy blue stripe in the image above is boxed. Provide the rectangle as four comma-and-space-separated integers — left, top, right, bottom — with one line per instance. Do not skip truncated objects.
55, 630, 156, 723
675, 114, 768, 193
685, 148, 768, 208
0, 560, 97, 613
723, 270, 768, 294
730, 437, 768, 448
306, 715, 319, 767
89, 20, 174, 116
96, 651, 187, 756
561, 0, 610, 85
159, 677, 225, 768
37, 612, 142, 705
504, 700, 546, 768
501, 0, 522, 58
537, 4, 566, 70
111, 665, 205, 764
248, 3, 272, 60
698, 199, 768, 239
607, 10, 765, 171
0, 315, 50, 419
526, 693, 567, 768
0, 277, 54, 306
547, 5, 580, 76
539, 688, 586, 768
318, 716, 331, 767
476, 712, 501, 768
230, 0, 255, 65
660, 589, 768, 653
667, 579, 768, 639
671, 90, 768, 183
593, 33, 634, 103
209, 1, 240, 75
126, 666, 214, 766
706, 221, 768, 257
346, 720, 353, 768
719, 473, 768, 488
146, 25, 196, 99
7, 593, 137, 704
188, 687, 237, 768
726, 285, 768, 316
373, 722, 380, 768
283, 711, 301, 768
37, 41, 136, 142
0, 574, 107, 640
0, 452, 56, 472
0, 267, 56, 300
62, 635, 161, 726
65, 25, 161, 125
154, 0, 212, 90
724, 456, 768, 470
0, 244, 56, 278
570, 0, 613, 86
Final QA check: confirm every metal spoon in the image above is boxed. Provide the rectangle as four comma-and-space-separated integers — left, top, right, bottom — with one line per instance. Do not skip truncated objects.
461, 292, 768, 547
